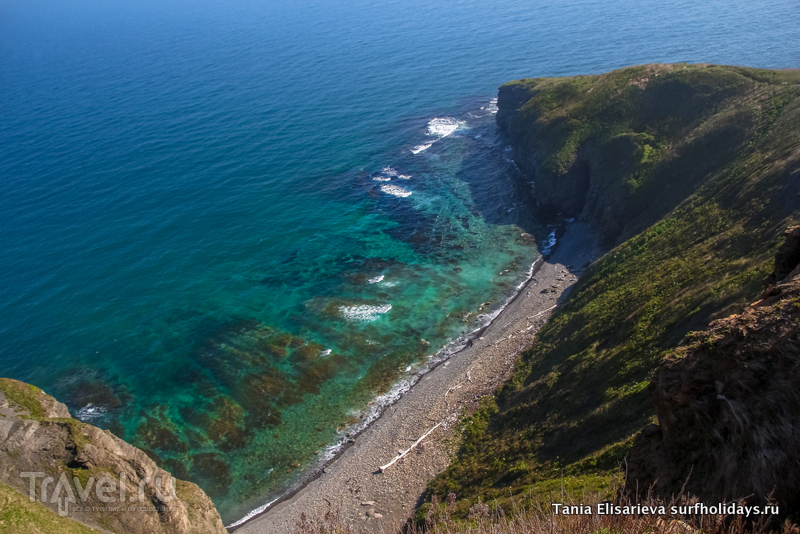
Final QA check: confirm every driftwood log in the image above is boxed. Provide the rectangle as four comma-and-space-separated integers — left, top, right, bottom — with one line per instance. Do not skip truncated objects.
379, 422, 443, 472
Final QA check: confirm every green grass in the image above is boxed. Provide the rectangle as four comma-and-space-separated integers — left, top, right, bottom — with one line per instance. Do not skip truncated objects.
427, 64, 800, 516
0, 378, 49, 420
0, 481, 96, 534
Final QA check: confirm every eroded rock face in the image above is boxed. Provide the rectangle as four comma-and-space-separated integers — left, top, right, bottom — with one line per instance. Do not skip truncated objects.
0, 378, 227, 534
624, 230, 800, 520
496, 65, 767, 247
765, 225, 800, 286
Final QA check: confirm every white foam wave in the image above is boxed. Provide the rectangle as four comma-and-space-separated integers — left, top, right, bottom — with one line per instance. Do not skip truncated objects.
411, 142, 433, 154
381, 166, 398, 176
488, 97, 499, 114
380, 184, 412, 198
226, 497, 281, 529
427, 117, 463, 138
339, 304, 392, 322
540, 229, 557, 256
368, 274, 384, 284
372, 176, 392, 182
321, 349, 332, 357
75, 403, 106, 422
397, 174, 411, 180
411, 117, 465, 154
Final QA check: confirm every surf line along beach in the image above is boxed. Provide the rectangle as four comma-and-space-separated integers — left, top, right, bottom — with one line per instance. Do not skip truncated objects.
232, 222, 603, 533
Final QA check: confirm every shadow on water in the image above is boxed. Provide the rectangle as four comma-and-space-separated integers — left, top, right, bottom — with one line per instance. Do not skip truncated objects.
455, 121, 549, 238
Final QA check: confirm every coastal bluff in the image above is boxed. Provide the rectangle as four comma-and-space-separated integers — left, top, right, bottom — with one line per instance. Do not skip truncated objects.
497, 63, 800, 247
426, 63, 800, 520
625, 227, 800, 519
0, 378, 226, 534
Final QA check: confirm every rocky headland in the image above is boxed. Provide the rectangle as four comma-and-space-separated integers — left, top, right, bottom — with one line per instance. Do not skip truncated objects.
425, 63, 800, 523
0, 378, 226, 534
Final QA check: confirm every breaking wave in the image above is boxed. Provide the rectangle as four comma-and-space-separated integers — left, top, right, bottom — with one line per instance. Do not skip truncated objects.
339, 304, 392, 322
380, 184, 412, 197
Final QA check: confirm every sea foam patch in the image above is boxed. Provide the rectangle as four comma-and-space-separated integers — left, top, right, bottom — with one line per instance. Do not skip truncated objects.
411, 117, 465, 154
427, 117, 463, 138
339, 304, 392, 322
374, 167, 407, 181
411, 142, 433, 154
380, 184, 412, 197
75, 403, 107, 422
540, 228, 557, 256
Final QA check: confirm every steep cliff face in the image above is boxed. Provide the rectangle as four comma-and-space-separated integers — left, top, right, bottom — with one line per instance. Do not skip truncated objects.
625, 227, 800, 519
427, 65, 800, 517
0, 378, 227, 534
497, 64, 800, 246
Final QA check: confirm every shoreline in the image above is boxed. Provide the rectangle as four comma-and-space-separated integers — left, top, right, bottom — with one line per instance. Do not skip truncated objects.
232, 222, 604, 533
227, 255, 545, 530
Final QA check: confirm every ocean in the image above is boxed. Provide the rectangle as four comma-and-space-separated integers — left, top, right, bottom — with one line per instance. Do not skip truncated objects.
1, 0, 797, 524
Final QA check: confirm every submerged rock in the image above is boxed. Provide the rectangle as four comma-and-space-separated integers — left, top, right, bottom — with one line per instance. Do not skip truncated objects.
235, 372, 288, 428
205, 396, 248, 452
261, 332, 293, 358
295, 354, 349, 394
191, 452, 232, 499
62, 379, 123, 412
289, 336, 306, 348
293, 342, 325, 363
135, 405, 189, 453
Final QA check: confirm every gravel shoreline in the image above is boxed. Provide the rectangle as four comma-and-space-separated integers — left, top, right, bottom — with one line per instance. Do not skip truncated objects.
234, 222, 603, 533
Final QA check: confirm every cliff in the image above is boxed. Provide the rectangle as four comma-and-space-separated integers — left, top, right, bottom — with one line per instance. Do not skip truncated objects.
425, 64, 800, 518
0, 378, 227, 534
497, 64, 800, 246
624, 227, 800, 519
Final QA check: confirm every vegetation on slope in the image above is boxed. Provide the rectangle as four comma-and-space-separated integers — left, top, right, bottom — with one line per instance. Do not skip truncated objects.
425, 64, 800, 518
0, 481, 96, 534
626, 261, 800, 518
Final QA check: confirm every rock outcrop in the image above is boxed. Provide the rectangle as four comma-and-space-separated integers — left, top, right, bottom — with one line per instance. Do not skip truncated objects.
624, 228, 800, 520
0, 378, 227, 534
496, 64, 777, 246
764, 225, 800, 287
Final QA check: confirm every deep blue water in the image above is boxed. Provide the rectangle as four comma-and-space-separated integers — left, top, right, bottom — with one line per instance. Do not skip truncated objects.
1, 0, 798, 524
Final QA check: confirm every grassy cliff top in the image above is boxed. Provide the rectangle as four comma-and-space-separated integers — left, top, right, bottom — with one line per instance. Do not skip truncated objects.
425, 64, 800, 518
499, 64, 800, 244
0, 481, 97, 534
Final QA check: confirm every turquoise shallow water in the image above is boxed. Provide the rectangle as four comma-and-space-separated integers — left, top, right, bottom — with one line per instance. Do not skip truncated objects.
1, 0, 798, 524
